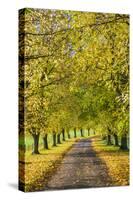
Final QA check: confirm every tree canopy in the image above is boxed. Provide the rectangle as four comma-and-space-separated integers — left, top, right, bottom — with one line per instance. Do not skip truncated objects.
19, 8, 129, 152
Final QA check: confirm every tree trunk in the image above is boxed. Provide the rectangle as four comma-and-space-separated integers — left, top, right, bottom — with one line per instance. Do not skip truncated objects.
88, 128, 90, 136
57, 133, 61, 144
107, 134, 112, 145
80, 128, 84, 137
74, 128, 77, 138
120, 134, 128, 150
53, 132, 57, 146
68, 131, 71, 139
114, 134, 119, 146
62, 128, 65, 141
43, 134, 49, 149
32, 133, 40, 154
102, 135, 106, 140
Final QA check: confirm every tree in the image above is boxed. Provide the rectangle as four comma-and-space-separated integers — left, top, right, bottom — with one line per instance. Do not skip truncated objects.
19, 8, 129, 153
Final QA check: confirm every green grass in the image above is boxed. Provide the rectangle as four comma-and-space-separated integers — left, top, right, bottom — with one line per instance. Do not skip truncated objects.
94, 138, 129, 153
96, 139, 120, 151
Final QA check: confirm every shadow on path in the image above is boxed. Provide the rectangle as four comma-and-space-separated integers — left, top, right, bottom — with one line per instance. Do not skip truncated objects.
45, 138, 113, 190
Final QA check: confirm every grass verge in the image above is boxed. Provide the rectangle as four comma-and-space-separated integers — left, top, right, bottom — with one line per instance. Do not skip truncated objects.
92, 137, 129, 186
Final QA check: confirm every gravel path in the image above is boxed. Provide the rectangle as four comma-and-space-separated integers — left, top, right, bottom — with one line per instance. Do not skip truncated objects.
46, 138, 112, 190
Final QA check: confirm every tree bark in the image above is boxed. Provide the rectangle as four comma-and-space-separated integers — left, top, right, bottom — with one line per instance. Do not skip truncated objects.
120, 134, 128, 150
114, 133, 119, 146
88, 128, 90, 136
53, 132, 57, 146
68, 130, 71, 139
80, 128, 84, 137
43, 134, 49, 149
107, 127, 112, 145
57, 133, 61, 144
32, 133, 40, 154
74, 128, 77, 138
107, 134, 112, 145
62, 128, 65, 141
102, 135, 106, 140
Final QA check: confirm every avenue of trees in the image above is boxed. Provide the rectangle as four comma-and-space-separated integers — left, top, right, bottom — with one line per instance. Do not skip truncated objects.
19, 8, 129, 154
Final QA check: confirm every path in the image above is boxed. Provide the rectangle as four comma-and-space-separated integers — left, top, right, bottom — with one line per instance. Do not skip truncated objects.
45, 137, 112, 190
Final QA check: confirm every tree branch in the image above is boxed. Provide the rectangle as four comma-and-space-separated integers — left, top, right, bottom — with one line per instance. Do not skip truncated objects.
19, 16, 129, 37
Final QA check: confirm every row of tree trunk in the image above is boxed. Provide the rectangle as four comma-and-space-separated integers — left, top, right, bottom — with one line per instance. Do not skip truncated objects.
32, 128, 89, 154
32, 128, 128, 154
106, 133, 128, 150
